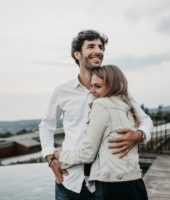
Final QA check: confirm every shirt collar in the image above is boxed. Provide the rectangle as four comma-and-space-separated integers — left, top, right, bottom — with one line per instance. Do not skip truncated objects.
72, 75, 87, 89
72, 75, 92, 96
72, 76, 81, 89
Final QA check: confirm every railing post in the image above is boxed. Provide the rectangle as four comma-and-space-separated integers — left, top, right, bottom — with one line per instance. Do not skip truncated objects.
155, 118, 158, 153
165, 122, 167, 151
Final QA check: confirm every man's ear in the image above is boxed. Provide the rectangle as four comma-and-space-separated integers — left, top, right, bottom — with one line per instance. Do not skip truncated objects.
74, 52, 81, 60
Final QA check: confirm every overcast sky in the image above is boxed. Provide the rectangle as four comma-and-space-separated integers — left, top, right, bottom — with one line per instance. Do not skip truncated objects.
0, 0, 170, 120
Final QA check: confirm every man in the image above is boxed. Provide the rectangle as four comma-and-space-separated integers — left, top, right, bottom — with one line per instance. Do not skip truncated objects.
39, 30, 153, 200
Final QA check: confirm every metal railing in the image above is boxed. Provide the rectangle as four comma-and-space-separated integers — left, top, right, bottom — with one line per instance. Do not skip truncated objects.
139, 123, 170, 154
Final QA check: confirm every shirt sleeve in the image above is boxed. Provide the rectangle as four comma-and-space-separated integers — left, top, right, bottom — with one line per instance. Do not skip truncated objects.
39, 87, 62, 157
130, 96, 153, 143
59, 102, 109, 169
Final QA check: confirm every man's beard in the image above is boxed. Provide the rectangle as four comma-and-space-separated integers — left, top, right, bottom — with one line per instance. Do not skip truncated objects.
83, 57, 102, 70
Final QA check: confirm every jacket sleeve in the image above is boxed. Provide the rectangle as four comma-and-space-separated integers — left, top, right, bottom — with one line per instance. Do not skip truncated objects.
59, 103, 109, 169
39, 87, 62, 157
130, 96, 153, 143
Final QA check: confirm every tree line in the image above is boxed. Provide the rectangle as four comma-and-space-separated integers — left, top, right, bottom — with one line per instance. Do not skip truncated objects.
141, 104, 170, 126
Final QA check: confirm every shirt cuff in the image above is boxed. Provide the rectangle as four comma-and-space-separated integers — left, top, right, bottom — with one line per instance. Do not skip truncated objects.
41, 147, 56, 158
137, 126, 151, 143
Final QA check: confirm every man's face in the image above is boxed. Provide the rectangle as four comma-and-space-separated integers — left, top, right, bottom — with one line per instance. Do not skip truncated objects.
76, 39, 104, 69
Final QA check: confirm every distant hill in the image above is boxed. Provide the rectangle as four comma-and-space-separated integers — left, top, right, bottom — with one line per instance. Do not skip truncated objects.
0, 119, 63, 134
1, 105, 170, 134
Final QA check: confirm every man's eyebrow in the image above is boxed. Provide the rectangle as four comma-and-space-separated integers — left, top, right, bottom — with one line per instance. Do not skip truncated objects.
87, 43, 95, 46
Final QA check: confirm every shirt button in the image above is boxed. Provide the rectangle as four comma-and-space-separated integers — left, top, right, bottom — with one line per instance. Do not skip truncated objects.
117, 175, 123, 180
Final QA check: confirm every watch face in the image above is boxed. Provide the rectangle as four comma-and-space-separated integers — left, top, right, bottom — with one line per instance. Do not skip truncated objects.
48, 156, 55, 167
141, 132, 146, 141
137, 130, 145, 142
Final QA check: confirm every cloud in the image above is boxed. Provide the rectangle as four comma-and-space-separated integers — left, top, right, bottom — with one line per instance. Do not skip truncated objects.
126, 0, 170, 20
33, 60, 73, 67
105, 52, 170, 70
126, 0, 170, 35
157, 16, 170, 34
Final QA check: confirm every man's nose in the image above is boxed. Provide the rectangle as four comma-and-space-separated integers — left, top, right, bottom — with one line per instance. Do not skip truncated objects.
94, 46, 103, 54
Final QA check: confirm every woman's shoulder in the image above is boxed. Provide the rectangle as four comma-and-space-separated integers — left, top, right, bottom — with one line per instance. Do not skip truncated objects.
93, 97, 113, 107
93, 96, 129, 110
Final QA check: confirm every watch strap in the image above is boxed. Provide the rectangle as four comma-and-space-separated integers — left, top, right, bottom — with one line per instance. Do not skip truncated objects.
48, 155, 58, 167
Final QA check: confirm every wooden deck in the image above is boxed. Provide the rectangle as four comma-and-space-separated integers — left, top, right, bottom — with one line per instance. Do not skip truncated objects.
143, 155, 170, 200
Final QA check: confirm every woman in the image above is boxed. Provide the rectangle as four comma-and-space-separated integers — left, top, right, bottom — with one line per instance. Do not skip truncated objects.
56, 65, 148, 200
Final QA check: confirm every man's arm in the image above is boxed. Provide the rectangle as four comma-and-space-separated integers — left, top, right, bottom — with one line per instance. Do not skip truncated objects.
46, 154, 66, 183
131, 97, 153, 143
39, 87, 65, 183
108, 97, 153, 158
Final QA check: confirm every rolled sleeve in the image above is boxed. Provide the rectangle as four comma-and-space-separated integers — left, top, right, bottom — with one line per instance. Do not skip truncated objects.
138, 125, 152, 143
130, 96, 153, 143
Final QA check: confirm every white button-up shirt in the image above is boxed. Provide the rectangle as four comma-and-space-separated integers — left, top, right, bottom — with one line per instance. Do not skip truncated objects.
39, 77, 153, 193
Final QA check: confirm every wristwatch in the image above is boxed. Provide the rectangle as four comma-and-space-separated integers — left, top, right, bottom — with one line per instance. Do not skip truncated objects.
47, 155, 58, 167
137, 130, 146, 142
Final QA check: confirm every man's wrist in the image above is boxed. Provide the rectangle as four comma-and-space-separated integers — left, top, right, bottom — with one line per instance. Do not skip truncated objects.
137, 130, 146, 142
46, 154, 54, 162
46, 154, 58, 167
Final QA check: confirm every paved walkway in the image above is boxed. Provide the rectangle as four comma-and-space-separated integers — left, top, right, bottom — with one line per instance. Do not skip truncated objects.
144, 155, 170, 200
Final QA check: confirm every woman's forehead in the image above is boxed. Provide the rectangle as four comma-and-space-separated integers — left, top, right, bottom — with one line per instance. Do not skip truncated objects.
91, 74, 104, 84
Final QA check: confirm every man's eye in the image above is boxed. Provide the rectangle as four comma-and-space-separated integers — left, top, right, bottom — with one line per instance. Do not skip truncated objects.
99, 45, 104, 50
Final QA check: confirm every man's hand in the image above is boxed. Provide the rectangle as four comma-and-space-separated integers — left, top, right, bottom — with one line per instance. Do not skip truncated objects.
108, 128, 142, 158
47, 154, 68, 184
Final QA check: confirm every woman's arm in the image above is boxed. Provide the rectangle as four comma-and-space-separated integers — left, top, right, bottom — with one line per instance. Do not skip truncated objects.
59, 102, 109, 169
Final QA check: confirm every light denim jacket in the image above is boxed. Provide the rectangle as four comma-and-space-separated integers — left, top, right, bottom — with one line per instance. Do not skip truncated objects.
59, 96, 144, 182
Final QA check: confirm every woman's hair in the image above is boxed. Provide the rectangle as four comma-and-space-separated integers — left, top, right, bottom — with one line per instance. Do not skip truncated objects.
92, 65, 139, 126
